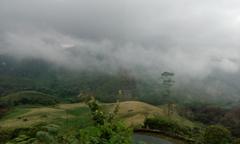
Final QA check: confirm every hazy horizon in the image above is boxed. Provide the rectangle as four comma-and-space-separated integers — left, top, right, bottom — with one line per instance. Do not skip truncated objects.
1, 0, 240, 78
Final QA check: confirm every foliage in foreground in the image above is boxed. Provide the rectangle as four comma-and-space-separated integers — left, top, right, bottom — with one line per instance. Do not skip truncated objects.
78, 98, 132, 144
144, 116, 203, 141
204, 125, 232, 144
143, 116, 240, 144
4, 98, 132, 144
233, 138, 240, 144
0, 91, 58, 107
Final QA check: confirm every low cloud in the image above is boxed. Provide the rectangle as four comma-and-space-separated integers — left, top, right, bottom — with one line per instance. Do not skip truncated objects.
1, 0, 240, 78
1, 29, 240, 78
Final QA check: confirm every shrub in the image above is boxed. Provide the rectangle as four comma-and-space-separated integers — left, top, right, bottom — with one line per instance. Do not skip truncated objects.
77, 98, 132, 144
78, 121, 132, 144
144, 116, 192, 137
6, 134, 36, 144
0, 91, 58, 107
204, 125, 231, 144
0, 128, 12, 143
36, 131, 54, 144
233, 138, 240, 144
4, 98, 132, 144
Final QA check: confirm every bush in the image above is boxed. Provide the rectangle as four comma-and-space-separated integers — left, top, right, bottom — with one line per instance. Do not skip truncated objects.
6, 134, 36, 144
233, 138, 240, 144
204, 125, 231, 144
0, 128, 12, 143
144, 116, 192, 137
0, 91, 59, 107
77, 98, 132, 144
3, 98, 132, 144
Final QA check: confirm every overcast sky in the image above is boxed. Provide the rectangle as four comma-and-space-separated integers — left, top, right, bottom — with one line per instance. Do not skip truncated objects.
1, 0, 240, 77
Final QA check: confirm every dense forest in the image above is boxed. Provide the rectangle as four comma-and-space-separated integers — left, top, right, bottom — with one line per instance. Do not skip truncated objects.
1, 56, 240, 143
1, 55, 240, 105
1, 1, 240, 143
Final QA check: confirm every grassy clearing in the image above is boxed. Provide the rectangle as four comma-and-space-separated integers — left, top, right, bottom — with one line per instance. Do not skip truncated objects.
63, 107, 92, 128
103, 101, 195, 128
0, 91, 59, 106
0, 101, 194, 131
104, 101, 164, 126
0, 102, 91, 132
57, 103, 87, 110
158, 104, 197, 128
0, 107, 65, 129
0, 108, 30, 120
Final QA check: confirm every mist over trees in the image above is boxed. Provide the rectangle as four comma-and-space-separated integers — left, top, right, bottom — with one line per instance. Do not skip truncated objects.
1, 55, 240, 106
1, 0, 240, 143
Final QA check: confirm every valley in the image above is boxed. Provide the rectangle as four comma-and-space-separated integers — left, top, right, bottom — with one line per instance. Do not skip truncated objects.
0, 100, 193, 144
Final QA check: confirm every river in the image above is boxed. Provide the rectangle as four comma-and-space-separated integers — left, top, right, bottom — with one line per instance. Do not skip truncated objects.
133, 133, 173, 144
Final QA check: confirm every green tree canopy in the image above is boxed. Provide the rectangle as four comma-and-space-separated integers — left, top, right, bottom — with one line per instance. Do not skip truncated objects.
204, 125, 231, 144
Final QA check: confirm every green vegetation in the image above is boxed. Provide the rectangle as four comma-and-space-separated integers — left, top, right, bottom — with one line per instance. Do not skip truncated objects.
0, 108, 29, 120
63, 107, 92, 129
144, 116, 203, 142
2, 99, 240, 143
0, 99, 132, 144
0, 91, 59, 107
1, 56, 240, 143
233, 138, 240, 144
77, 98, 132, 144
179, 102, 240, 138
142, 116, 240, 144
204, 125, 232, 144
1, 56, 239, 106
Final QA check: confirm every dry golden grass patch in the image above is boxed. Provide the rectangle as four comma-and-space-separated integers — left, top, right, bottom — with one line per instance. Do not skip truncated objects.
57, 103, 86, 110
1, 107, 74, 129
118, 101, 164, 115
1, 101, 193, 130
124, 114, 146, 126
22, 107, 63, 116
105, 101, 164, 126
1, 114, 50, 129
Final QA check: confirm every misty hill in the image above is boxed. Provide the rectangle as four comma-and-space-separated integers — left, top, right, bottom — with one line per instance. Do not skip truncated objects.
0, 101, 192, 130
0, 55, 240, 105
0, 91, 59, 107
104, 101, 194, 127
0, 55, 138, 102
0, 100, 197, 144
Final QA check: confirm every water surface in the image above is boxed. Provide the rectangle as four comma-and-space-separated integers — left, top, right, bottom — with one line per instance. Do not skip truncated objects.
133, 133, 173, 144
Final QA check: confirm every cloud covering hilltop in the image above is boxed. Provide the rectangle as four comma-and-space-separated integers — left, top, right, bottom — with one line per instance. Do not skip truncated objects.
1, 0, 240, 77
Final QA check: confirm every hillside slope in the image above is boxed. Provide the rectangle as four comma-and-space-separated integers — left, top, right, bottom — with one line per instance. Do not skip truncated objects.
104, 101, 195, 127
0, 101, 194, 130
0, 91, 59, 106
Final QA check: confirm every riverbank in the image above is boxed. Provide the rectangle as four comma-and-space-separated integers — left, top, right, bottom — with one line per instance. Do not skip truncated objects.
133, 132, 186, 144
134, 128, 194, 143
